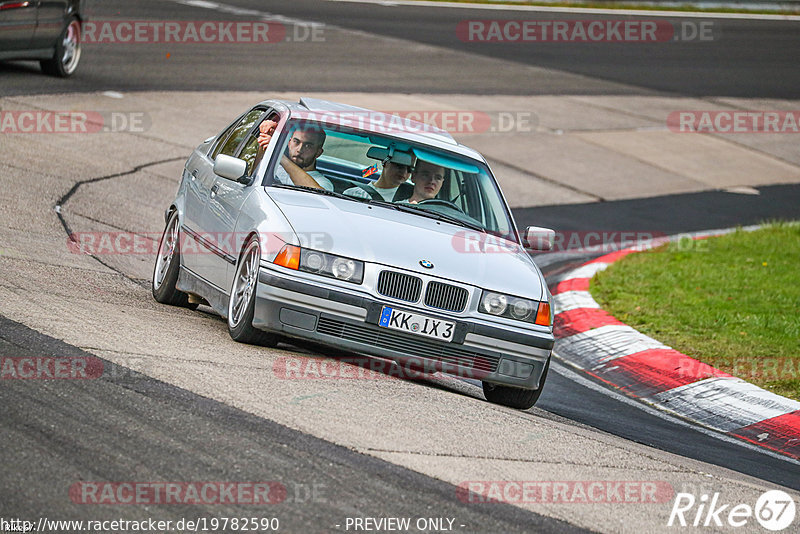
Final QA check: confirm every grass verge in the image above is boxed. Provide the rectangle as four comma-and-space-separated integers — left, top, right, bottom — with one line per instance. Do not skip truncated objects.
591, 222, 800, 400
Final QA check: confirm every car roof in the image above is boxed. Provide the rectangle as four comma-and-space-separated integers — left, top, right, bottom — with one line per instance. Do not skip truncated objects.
257, 97, 488, 163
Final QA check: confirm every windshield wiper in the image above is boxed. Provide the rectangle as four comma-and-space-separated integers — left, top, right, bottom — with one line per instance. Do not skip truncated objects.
376, 201, 485, 232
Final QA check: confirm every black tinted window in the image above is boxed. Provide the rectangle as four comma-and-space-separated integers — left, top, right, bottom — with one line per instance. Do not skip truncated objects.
215, 109, 264, 159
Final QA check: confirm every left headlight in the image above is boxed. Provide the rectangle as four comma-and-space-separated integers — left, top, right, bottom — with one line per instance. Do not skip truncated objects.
479, 290, 550, 326
299, 249, 364, 284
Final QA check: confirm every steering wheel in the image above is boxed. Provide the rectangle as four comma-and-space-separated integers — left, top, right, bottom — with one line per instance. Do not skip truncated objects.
417, 199, 464, 212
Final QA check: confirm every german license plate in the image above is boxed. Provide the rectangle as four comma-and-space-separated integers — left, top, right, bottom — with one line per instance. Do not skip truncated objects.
378, 306, 455, 342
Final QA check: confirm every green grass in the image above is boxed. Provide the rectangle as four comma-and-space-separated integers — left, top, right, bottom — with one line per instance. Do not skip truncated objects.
590, 223, 800, 400
418, 0, 800, 16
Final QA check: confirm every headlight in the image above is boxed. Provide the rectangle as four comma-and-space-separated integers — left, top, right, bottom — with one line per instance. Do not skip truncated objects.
482, 293, 507, 315
479, 291, 548, 325
299, 249, 364, 284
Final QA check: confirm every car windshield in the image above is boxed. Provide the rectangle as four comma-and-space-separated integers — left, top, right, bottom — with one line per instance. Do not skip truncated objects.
268, 118, 515, 239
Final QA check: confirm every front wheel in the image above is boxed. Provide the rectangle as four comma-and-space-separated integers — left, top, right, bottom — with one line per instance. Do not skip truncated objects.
228, 236, 278, 346
482, 357, 550, 410
41, 17, 81, 77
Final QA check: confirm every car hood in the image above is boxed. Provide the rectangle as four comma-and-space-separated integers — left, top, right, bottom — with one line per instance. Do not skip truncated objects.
268, 189, 545, 300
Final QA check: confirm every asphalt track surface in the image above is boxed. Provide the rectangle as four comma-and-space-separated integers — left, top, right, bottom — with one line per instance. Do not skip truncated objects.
0, 0, 799, 97
2, 0, 800, 531
0, 315, 581, 533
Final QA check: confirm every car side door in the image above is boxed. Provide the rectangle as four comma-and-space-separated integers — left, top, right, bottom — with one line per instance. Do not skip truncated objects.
180, 116, 242, 277
31, 0, 69, 49
194, 108, 268, 291
0, 0, 39, 53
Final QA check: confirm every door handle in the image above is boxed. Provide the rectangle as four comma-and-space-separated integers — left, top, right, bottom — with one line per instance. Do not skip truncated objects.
210, 184, 219, 197
190, 169, 197, 181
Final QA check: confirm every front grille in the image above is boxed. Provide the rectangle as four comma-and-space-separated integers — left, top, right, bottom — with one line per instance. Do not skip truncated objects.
376, 270, 422, 302
424, 281, 469, 312
317, 317, 499, 374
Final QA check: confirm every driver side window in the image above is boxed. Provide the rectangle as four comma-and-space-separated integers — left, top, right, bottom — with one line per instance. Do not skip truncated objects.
220, 109, 264, 158
210, 109, 264, 162
238, 111, 280, 176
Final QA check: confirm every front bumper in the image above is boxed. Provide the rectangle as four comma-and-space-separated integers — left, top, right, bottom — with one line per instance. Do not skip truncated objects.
254, 268, 553, 389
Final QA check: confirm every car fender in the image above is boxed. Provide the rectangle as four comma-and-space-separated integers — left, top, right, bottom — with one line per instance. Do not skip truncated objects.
232, 187, 298, 265
69, 1, 85, 22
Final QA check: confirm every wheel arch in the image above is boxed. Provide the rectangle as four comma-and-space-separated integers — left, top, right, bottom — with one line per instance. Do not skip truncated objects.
68, 1, 85, 22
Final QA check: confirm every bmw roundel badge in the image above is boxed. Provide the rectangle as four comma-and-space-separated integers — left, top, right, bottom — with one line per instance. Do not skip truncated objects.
419, 260, 434, 269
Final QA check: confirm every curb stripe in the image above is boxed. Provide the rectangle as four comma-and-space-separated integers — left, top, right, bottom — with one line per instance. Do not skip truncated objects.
553, 277, 589, 295
590, 249, 637, 265
550, 229, 799, 460
730, 411, 800, 458
557, 324, 668, 368
553, 290, 599, 313
562, 262, 609, 280
554, 309, 623, 338
592, 348, 732, 398
649, 377, 800, 433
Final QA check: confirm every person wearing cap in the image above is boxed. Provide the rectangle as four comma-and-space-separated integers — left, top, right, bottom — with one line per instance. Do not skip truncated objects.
406, 160, 446, 204
343, 156, 414, 202
257, 119, 334, 191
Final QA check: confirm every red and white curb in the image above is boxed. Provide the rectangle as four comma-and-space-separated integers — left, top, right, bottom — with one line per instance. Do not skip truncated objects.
551, 233, 800, 460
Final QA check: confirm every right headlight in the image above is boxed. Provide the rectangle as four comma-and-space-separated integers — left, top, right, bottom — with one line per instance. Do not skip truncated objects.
299, 249, 364, 284
479, 291, 550, 326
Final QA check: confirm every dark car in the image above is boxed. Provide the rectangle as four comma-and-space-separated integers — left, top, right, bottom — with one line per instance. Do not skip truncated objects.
0, 0, 83, 76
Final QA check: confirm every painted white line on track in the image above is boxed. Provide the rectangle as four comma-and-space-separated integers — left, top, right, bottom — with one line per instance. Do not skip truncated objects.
331, 0, 800, 21
172, 0, 327, 27
550, 357, 800, 465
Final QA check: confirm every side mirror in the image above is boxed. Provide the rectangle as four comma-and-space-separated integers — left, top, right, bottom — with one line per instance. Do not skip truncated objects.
524, 226, 555, 251
214, 154, 248, 183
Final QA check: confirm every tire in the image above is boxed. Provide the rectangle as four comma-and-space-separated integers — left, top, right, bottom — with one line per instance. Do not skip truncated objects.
482, 357, 550, 410
41, 17, 81, 77
152, 210, 197, 309
227, 236, 278, 347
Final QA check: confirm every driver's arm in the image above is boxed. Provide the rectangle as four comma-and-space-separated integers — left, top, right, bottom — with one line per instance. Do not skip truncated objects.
278, 155, 322, 189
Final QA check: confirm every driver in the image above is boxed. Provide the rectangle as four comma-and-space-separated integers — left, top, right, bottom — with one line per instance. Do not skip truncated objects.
257, 119, 334, 191
407, 160, 446, 204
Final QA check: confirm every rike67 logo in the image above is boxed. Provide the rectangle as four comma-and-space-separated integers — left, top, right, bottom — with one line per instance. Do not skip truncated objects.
668, 490, 796, 531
